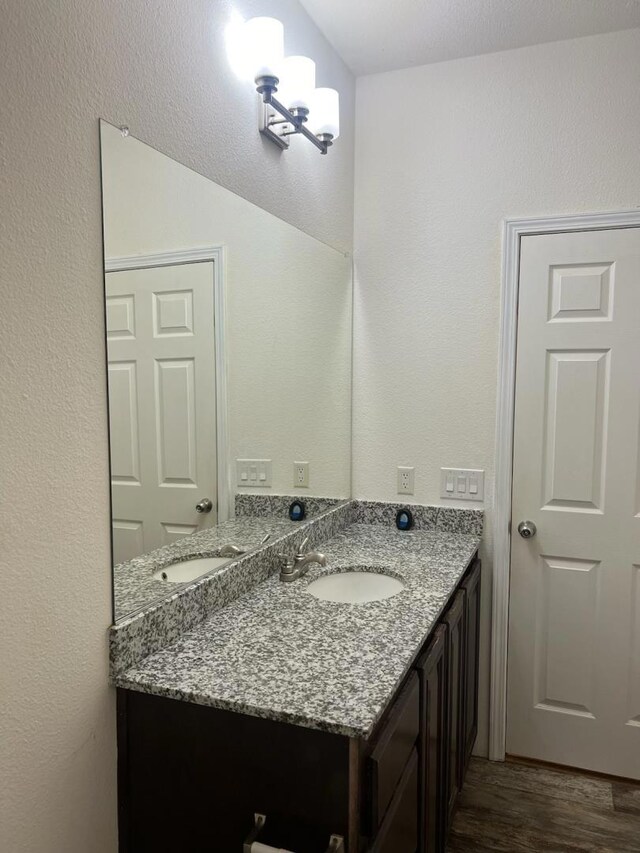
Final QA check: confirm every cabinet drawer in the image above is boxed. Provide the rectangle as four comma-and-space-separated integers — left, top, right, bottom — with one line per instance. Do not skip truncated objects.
369, 748, 419, 853
368, 671, 419, 828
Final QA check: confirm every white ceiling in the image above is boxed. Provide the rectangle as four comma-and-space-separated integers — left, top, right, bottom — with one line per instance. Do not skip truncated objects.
298, 0, 640, 76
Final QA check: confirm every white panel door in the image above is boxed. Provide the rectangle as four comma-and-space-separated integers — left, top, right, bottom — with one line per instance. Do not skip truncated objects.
507, 227, 640, 778
106, 262, 217, 564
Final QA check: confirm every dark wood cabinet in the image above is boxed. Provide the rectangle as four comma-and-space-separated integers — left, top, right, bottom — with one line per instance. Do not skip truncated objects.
117, 555, 481, 853
416, 624, 448, 853
461, 559, 481, 776
368, 671, 420, 831
369, 749, 419, 853
117, 690, 354, 852
443, 589, 466, 834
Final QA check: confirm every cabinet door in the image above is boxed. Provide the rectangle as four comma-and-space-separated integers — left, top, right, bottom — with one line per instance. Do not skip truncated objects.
443, 590, 466, 833
461, 559, 481, 779
118, 690, 352, 852
369, 749, 419, 853
416, 625, 447, 853
368, 672, 420, 830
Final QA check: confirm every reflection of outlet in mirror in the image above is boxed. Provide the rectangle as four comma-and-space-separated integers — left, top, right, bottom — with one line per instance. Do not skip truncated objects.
293, 461, 309, 488
440, 468, 484, 501
236, 459, 272, 487
397, 466, 415, 495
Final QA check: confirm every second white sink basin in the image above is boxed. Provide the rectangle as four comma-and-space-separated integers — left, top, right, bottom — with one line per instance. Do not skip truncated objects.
306, 570, 405, 604
152, 556, 231, 583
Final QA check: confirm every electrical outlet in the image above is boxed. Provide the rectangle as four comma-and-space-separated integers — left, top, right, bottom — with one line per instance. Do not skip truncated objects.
293, 461, 310, 488
236, 459, 272, 487
397, 466, 415, 495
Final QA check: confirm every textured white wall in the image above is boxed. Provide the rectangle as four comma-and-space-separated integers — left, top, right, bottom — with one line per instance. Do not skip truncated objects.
102, 123, 352, 499
353, 28, 640, 756
0, 1, 354, 850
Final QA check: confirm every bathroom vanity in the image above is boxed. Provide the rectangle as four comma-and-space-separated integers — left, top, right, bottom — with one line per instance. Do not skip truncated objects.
100, 120, 483, 853
112, 505, 482, 853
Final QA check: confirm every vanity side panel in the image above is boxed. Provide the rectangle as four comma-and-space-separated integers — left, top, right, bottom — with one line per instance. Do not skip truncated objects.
116, 690, 130, 852
118, 689, 351, 852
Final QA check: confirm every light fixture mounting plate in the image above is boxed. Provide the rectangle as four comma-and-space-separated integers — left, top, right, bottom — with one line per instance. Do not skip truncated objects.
259, 102, 290, 150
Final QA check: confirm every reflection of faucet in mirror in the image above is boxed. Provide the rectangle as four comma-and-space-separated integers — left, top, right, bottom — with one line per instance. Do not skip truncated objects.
219, 543, 245, 557
280, 536, 327, 582
219, 533, 271, 558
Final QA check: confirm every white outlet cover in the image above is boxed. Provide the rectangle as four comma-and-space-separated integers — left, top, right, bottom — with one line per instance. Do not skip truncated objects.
293, 461, 309, 488
397, 466, 415, 495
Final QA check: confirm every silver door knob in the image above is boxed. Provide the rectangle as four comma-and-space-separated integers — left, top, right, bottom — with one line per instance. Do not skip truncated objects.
195, 498, 213, 514
517, 520, 537, 539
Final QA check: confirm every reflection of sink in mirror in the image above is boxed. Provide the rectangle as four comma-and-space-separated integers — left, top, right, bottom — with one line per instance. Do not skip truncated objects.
152, 557, 232, 584
306, 570, 405, 604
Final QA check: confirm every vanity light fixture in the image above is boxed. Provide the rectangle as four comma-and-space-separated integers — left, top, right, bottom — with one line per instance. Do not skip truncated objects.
242, 16, 340, 155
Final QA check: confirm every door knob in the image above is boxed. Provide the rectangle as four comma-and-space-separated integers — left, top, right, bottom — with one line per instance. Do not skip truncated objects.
517, 520, 537, 539
195, 498, 213, 514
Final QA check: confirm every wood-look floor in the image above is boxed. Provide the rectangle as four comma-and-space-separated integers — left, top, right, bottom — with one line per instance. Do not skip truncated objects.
447, 758, 640, 852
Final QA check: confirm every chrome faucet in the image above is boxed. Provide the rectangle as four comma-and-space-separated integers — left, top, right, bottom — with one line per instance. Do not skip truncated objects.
219, 533, 270, 558
219, 543, 245, 557
280, 536, 327, 582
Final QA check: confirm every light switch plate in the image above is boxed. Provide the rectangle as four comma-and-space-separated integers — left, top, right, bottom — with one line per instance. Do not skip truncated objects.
236, 459, 272, 488
440, 468, 484, 502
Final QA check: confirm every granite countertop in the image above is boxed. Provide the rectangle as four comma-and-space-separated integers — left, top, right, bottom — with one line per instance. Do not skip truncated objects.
113, 516, 295, 621
114, 522, 480, 739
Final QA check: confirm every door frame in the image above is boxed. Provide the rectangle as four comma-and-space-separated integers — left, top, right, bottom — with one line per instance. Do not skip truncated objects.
105, 246, 232, 525
489, 208, 640, 761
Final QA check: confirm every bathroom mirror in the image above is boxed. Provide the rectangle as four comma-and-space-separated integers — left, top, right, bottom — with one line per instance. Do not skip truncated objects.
100, 121, 352, 622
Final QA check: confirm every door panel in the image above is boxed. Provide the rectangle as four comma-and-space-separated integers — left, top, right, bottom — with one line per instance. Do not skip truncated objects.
629, 564, 640, 727
154, 358, 197, 485
507, 227, 640, 779
542, 350, 609, 511
108, 362, 141, 484
548, 263, 613, 322
107, 262, 217, 564
535, 555, 600, 716
106, 293, 136, 338
153, 289, 194, 336
161, 522, 199, 546
112, 519, 144, 563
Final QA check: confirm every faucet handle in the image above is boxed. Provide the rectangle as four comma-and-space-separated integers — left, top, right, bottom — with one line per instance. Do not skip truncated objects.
278, 553, 295, 572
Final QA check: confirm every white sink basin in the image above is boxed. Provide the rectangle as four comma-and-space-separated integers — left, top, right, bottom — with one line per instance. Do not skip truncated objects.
152, 556, 231, 583
306, 570, 405, 604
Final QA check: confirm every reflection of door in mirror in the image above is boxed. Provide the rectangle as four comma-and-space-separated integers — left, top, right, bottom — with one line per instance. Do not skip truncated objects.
106, 260, 217, 564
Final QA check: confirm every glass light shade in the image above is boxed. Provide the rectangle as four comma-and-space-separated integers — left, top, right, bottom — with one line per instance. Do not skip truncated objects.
244, 17, 284, 81
278, 56, 316, 111
308, 88, 340, 139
